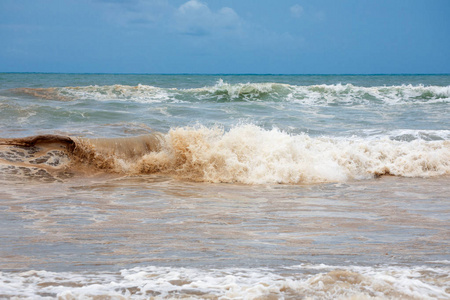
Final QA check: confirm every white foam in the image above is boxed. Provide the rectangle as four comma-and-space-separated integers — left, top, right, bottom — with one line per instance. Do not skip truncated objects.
1, 264, 448, 299
192, 79, 288, 101
288, 84, 450, 105
49, 82, 450, 105
57, 84, 179, 103
137, 125, 450, 184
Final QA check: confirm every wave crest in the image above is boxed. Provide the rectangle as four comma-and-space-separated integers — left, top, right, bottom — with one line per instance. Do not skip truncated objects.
192, 79, 290, 101
2, 126, 449, 184
11, 81, 450, 105
64, 125, 450, 184
288, 83, 450, 105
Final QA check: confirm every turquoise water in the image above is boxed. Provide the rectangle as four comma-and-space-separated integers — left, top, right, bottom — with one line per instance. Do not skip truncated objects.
0, 73, 449, 299
1, 73, 449, 138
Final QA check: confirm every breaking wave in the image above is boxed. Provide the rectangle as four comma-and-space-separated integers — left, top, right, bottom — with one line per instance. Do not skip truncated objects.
11, 80, 450, 104
2, 125, 449, 184
1, 264, 448, 299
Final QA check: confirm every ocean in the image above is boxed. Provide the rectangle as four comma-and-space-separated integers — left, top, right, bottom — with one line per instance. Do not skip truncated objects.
0, 73, 449, 299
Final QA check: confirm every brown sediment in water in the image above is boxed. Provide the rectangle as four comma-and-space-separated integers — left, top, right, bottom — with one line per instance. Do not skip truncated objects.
1, 127, 449, 184
71, 134, 163, 173
0, 135, 77, 182
0, 134, 164, 180
0, 132, 216, 182
11, 88, 72, 101
0, 134, 76, 150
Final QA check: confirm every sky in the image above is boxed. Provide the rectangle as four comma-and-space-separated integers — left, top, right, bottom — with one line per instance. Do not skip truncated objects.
0, 0, 449, 74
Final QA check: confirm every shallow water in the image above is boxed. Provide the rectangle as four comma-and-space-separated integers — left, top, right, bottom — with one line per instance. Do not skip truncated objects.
0, 175, 449, 298
1, 175, 449, 270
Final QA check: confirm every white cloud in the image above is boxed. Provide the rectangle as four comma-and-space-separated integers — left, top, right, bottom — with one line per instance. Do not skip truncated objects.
174, 0, 241, 36
290, 4, 304, 18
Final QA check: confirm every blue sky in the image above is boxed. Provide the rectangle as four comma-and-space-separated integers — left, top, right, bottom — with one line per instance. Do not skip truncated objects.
1, 0, 449, 74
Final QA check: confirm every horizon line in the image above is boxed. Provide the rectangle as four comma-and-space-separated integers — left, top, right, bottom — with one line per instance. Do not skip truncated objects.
1, 72, 450, 76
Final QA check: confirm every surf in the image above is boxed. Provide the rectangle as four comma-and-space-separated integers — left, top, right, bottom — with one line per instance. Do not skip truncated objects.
10, 81, 450, 105
1, 125, 449, 184
1, 264, 448, 299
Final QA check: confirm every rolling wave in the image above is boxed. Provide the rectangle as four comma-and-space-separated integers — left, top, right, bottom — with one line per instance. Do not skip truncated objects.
1, 125, 449, 184
11, 80, 450, 105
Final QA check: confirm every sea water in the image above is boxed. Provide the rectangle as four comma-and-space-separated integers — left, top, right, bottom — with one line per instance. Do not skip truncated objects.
0, 73, 449, 299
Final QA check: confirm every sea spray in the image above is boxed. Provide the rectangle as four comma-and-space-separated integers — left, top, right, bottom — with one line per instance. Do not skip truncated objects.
55, 125, 450, 183
137, 125, 450, 183
1, 125, 448, 183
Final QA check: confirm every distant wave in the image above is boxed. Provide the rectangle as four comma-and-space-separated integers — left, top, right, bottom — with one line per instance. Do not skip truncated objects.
11, 80, 450, 105
2, 125, 449, 184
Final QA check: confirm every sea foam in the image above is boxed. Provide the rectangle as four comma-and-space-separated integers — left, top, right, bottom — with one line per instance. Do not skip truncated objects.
1, 264, 448, 299
2, 125, 448, 184
12, 81, 450, 105
73, 125, 450, 184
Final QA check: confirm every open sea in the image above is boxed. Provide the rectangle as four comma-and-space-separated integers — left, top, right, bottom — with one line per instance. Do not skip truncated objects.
0, 73, 449, 299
